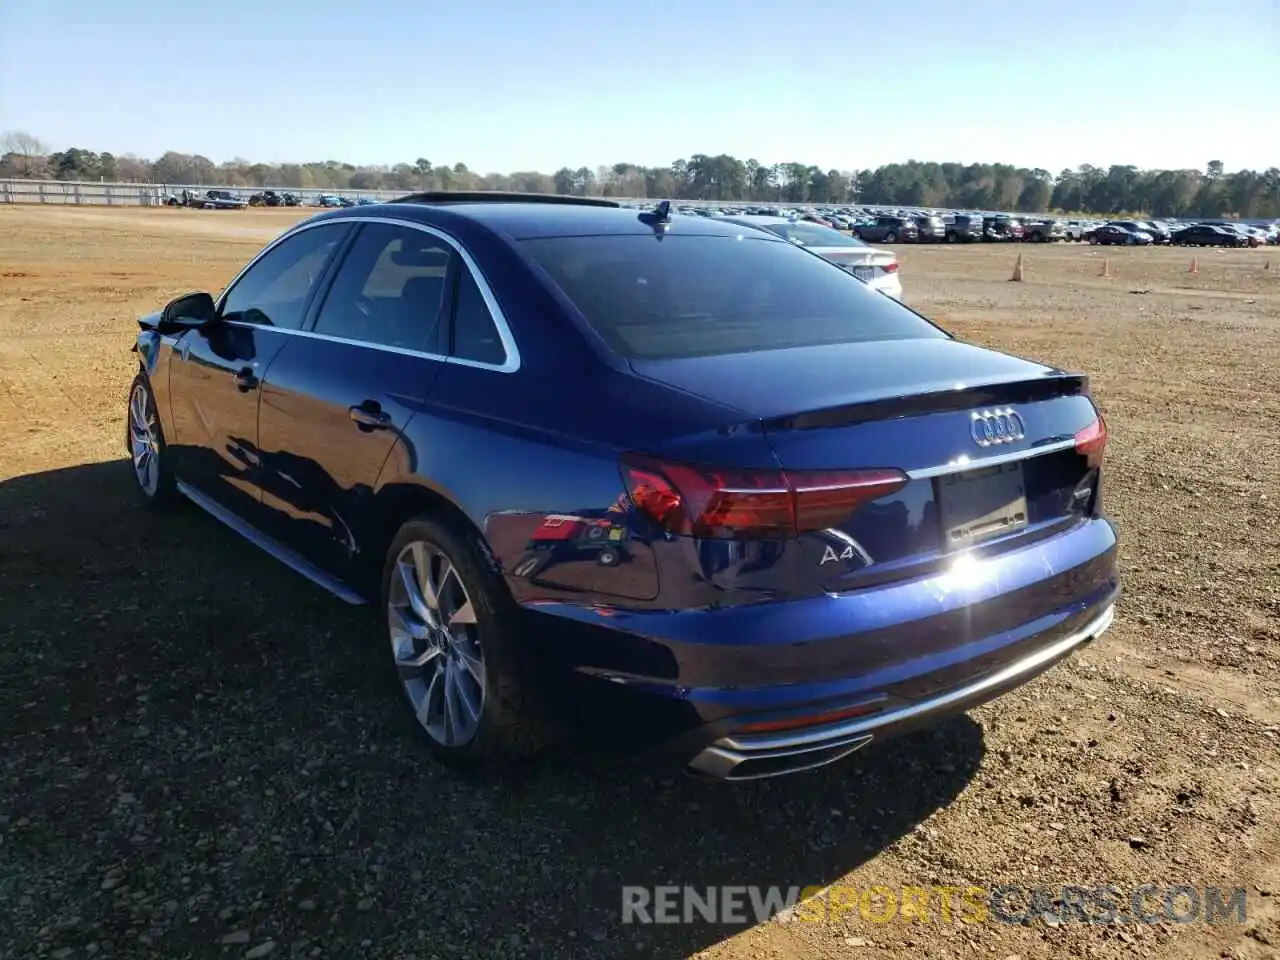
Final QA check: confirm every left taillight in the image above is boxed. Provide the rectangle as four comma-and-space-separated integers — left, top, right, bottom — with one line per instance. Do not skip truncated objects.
621, 454, 908, 540
1074, 414, 1108, 469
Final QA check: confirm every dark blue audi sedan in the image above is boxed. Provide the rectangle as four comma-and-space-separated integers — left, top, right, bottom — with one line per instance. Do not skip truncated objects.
126, 193, 1118, 780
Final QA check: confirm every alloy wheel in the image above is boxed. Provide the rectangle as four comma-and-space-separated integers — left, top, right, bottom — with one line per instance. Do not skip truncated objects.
129, 384, 160, 496
388, 540, 486, 746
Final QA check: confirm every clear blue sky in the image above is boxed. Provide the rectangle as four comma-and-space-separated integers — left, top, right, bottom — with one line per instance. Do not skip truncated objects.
2, 0, 1276, 173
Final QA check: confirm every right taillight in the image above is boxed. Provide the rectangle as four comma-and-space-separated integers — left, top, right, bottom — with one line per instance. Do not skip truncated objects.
621, 454, 908, 540
882, 261, 899, 274
1074, 414, 1108, 469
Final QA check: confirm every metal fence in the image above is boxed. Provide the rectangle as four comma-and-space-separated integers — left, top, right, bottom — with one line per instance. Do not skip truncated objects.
0, 177, 852, 210
0, 178, 410, 206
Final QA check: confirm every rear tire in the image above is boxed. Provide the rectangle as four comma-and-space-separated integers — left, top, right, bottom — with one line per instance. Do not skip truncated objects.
126, 374, 179, 508
381, 514, 557, 771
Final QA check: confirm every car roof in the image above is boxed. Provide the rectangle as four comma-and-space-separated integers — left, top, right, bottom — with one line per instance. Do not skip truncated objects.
307, 200, 766, 241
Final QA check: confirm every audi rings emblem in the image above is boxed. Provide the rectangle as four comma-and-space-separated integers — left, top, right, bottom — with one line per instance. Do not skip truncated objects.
970, 407, 1026, 447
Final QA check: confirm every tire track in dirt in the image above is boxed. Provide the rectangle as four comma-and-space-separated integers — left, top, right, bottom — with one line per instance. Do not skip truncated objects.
0, 340, 117, 476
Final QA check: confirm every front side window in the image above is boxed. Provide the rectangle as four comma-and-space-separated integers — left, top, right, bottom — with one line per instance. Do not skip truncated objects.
220, 223, 348, 330
311, 223, 451, 353
521, 234, 945, 361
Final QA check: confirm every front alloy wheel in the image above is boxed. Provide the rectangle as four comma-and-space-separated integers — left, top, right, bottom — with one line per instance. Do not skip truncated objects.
126, 374, 176, 506
129, 383, 161, 496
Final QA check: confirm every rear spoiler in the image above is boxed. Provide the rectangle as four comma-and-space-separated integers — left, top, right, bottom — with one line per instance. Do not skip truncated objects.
763, 373, 1090, 432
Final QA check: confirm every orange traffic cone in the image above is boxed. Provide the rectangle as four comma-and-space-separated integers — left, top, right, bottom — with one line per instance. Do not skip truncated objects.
1189, 258, 1198, 274
1010, 254, 1024, 282
1099, 258, 1112, 278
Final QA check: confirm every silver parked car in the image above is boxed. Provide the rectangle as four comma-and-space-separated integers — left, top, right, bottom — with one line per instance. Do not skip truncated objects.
715, 215, 904, 300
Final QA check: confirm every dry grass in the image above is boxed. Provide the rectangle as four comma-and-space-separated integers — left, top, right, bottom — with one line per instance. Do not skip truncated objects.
0, 205, 1277, 960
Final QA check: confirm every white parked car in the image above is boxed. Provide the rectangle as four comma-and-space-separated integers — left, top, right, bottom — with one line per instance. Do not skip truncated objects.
714, 215, 904, 301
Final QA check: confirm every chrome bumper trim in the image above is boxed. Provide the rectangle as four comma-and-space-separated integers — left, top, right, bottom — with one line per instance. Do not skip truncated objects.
907, 437, 1077, 480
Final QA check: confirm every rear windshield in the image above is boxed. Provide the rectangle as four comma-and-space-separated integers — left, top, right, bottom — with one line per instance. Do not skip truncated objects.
764, 222, 865, 248
520, 234, 945, 361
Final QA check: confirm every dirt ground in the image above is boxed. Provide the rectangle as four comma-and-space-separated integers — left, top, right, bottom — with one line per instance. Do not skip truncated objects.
1, 205, 1277, 960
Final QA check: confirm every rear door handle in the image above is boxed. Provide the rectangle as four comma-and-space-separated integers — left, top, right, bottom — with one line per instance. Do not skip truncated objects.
349, 400, 391, 430
234, 367, 259, 392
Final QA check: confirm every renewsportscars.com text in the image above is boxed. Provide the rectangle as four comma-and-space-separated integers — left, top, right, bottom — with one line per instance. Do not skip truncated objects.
621, 884, 1249, 926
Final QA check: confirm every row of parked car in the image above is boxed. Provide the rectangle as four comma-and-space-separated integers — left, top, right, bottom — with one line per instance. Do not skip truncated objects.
163, 189, 379, 210
656, 203, 1280, 248
163, 190, 1278, 247
1078, 220, 1277, 247
853, 213, 1070, 244
164, 189, 250, 209
656, 205, 1084, 243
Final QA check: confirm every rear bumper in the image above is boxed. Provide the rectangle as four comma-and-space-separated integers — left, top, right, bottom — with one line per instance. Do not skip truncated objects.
688, 602, 1114, 780
868, 275, 904, 301
532, 517, 1119, 778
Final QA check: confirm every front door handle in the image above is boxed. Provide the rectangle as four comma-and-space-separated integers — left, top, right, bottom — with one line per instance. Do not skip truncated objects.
349, 400, 391, 430
234, 367, 259, 392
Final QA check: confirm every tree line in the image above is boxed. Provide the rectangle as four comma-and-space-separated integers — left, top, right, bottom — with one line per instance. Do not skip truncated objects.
2, 130, 1277, 218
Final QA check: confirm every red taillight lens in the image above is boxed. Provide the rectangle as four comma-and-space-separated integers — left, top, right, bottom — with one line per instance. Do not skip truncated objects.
621, 455, 908, 539
1074, 415, 1108, 469
882, 261, 899, 274
790, 470, 909, 530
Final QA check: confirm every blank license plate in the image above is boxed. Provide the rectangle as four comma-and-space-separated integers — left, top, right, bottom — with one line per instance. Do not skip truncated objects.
936, 462, 1028, 549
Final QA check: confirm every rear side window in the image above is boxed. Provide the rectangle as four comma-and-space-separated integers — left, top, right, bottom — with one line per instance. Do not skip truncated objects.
521, 234, 944, 361
450, 268, 507, 366
312, 222, 450, 353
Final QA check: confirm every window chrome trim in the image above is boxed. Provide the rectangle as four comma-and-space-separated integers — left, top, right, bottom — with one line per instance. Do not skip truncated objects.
220, 320, 449, 363
215, 214, 521, 373
906, 437, 1077, 480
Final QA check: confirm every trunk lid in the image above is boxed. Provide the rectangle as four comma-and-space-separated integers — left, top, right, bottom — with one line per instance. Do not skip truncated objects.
630, 339, 1066, 427
631, 338, 1102, 588
810, 246, 897, 283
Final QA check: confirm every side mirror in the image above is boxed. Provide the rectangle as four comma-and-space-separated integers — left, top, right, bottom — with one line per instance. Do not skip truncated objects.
158, 292, 217, 333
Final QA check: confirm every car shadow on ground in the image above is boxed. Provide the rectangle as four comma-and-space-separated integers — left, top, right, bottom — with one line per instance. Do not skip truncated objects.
0, 459, 987, 960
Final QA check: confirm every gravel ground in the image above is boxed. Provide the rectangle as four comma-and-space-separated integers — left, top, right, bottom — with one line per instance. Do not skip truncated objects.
1, 206, 1277, 960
